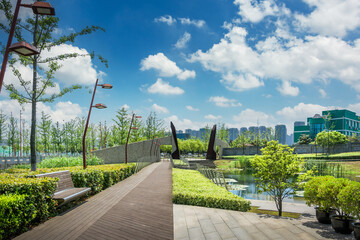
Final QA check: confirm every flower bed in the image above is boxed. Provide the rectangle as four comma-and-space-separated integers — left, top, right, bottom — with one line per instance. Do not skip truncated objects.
172, 168, 251, 211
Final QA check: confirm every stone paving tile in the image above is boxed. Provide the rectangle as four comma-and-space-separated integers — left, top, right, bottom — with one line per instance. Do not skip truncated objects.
198, 219, 216, 234
213, 222, 237, 239
188, 227, 205, 240
204, 232, 222, 240
230, 227, 254, 240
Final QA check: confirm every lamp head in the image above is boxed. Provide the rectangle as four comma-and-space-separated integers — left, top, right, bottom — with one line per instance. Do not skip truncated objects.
9, 42, 40, 56
94, 103, 107, 109
32, 2, 55, 15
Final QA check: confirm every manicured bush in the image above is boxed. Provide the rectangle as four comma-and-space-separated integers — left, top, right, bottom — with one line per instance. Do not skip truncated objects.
304, 175, 336, 211
0, 173, 58, 223
338, 181, 360, 219
0, 194, 37, 240
38, 156, 104, 168
172, 168, 251, 211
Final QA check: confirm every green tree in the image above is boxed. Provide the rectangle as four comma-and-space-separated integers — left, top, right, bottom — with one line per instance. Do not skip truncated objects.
130, 114, 143, 143
217, 123, 229, 142
298, 134, 312, 144
231, 132, 250, 155
112, 108, 130, 145
201, 125, 211, 145
51, 121, 63, 153
251, 141, 307, 216
1, 0, 106, 170
144, 111, 165, 140
7, 113, 18, 156
0, 111, 7, 145
37, 111, 51, 153
316, 131, 348, 154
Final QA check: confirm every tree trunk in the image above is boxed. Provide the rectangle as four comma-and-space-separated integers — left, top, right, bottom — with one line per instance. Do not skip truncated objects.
30, 14, 39, 171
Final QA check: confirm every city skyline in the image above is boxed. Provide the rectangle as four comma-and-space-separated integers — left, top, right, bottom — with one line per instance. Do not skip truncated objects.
1, 0, 359, 135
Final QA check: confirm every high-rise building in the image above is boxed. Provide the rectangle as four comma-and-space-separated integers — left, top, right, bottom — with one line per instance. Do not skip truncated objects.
294, 121, 305, 127
240, 127, 248, 135
293, 109, 360, 143
228, 128, 239, 141
259, 126, 266, 136
199, 128, 206, 140
275, 124, 287, 144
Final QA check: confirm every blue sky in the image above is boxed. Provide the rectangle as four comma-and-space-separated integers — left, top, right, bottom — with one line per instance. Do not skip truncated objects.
1, 0, 360, 134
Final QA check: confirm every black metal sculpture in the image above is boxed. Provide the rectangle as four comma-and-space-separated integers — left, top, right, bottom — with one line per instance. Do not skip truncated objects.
206, 125, 217, 160
170, 122, 180, 159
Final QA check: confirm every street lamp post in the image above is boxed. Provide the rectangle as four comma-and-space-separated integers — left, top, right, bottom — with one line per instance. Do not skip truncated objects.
82, 79, 112, 169
0, 0, 55, 93
125, 114, 141, 164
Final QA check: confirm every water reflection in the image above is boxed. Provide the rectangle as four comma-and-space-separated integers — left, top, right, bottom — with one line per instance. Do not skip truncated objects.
223, 170, 306, 204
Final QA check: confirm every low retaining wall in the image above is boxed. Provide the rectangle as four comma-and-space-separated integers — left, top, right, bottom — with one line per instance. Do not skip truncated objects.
222, 142, 360, 156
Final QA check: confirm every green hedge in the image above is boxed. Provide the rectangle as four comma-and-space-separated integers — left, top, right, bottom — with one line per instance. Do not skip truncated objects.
0, 194, 37, 240
172, 168, 251, 211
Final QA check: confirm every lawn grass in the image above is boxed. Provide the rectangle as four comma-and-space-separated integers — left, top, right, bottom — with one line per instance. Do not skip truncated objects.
213, 160, 232, 168
249, 206, 301, 218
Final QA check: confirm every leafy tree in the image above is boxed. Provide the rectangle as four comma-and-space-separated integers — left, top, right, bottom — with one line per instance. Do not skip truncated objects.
7, 113, 18, 156
316, 131, 348, 153
112, 108, 130, 145
231, 132, 250, 155
298, 134, 312, 144
51, 121, 63, 153
217, 123, 229, 142
144, 111, 165, 140
130, 114, 143, 143
0, 0, 106, 170
201, 125, 211, 145
0, 111, 6, 145
38, 111, 51, 153
251, 141, 308, 216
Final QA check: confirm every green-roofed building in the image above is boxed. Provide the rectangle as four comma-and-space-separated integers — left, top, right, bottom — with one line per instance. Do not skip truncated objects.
294, 109, 360, 143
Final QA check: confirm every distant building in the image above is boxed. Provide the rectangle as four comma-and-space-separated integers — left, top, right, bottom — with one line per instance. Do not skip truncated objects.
286, 133, 294, 146
185, 129, 192, 134
240, 127, 248, 135
259, 126, 267, 136
294, 109, 360, 143
199, 128, 206, 140
228, 128, 239, 141
275, 125, 287, 144
177, 133, 191, 140
294, 121, 305, 127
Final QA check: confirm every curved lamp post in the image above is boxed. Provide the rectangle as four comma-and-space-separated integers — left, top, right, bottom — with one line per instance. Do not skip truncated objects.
82, 79, 112, 169
0, 1, 55, 93
125, 114, 141, 164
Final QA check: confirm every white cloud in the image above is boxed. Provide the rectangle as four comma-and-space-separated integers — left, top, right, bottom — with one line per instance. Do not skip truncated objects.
140, 53, 195, 80
164, 115, 203, 131
147, 78, 184, 95
277, 81, 299, 96
209, 96, 242, 107
40, 44, 102, 86
0, 100, 82, 123
178, 18, 206, 28
189, 25, 360, 93
319, 89, 327, 98
205, 114, 222, 120
295, 0, 360, 37
186, 105, 199, 111
233, 108, 274, 127
151, 103, 169, 114
154, 15, 177, 25
121, 104, 130, 110
234, 0, 289, 23
175, 32, 191, 49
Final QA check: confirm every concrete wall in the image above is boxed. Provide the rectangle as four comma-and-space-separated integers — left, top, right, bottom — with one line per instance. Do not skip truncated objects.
93, 136, 172, 164
222, 142, 360, 156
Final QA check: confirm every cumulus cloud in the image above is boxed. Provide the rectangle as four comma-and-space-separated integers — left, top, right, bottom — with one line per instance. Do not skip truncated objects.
209, 96, 242, 107
154, 15, 177, 25
319, 89, 327, 98
0, 100, 82, 123
151, 103, 169, 114
175, 32, 191, 49
121, 104, 130, 110
205, 114, 222, 120
186, 105, 199, 111
164, 115, 203, 131
277, 81, 299, 96
189, 24, 360, 94
295, 0, 360, 37
233, 108, 274, 126
147, 78, 184, 95
140, 53, 195, 80
40, 44, 102, 86
178, 18, 206, 28
234, 0, 289, 23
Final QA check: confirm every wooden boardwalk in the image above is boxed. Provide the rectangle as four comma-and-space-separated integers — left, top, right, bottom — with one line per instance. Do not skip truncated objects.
16, 162, 173, 240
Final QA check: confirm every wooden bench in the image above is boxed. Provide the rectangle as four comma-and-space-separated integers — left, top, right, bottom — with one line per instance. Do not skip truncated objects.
36, 170, 91, 206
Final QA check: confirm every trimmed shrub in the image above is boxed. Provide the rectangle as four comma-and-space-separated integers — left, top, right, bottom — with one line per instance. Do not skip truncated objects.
0, 173, 58, 223
0, 194, 37, 240
304, 176, 336, 211
338, 181, 360, 219
172, 168, 251, 211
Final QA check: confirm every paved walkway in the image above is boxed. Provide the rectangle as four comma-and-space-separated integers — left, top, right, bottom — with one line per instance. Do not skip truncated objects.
174, 204, 354, 240
16, 161, 173, 240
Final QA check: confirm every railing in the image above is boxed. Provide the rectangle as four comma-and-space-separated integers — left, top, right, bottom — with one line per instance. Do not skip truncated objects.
195, 163, 228, 190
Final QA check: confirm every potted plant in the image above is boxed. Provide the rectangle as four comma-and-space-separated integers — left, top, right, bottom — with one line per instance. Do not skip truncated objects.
304, 176, 336, 224
318, 177, 355, 234
338, 181, 360, 239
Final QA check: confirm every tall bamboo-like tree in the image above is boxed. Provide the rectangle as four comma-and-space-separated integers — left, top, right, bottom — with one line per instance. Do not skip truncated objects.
113, 108, 130, 145
0, 111, 7, 146
51, 121, 62, 153
144, 111, 165, 140
7, 113, 18, 156
38, 111, 51, 153
0, 0, 107, 170
217, 122, 229, 142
